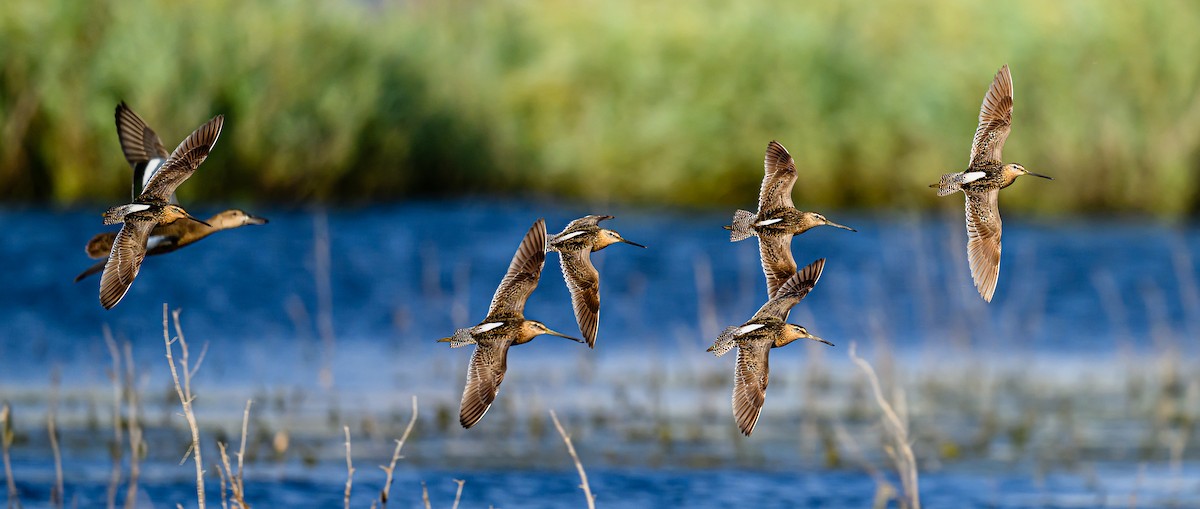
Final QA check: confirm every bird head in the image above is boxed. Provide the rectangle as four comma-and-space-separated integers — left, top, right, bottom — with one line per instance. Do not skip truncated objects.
803, 212, 856, 232
211, 209, 269, 229
1005, 163, 1052, 181
776, 324, 833, 348
597, 229, 646, 250
521, 321, 584, 344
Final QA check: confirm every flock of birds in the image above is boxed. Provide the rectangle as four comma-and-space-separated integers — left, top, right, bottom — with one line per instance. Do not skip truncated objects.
80, 65, 1049, 435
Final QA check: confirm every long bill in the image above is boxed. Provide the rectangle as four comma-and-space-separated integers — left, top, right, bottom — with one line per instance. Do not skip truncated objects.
825, 220, 856, 232
543, 328, 585, 343
185, 213, 212, 227
805, 333, 834, 347
621, 238, 647, 248
1026, 171, 1053, 180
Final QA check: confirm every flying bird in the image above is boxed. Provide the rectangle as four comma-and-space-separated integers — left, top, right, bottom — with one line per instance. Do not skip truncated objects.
725, 141, 854, 297
546, 214, 645, 348
932, 65, 1052, 302
707, 258, 831, 436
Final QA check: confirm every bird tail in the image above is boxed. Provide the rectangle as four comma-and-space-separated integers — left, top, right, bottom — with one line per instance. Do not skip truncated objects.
727, 210, 757, 242
102, 204, 145, 225
437, 328, 475, 348
706, 326, 739, 357
933, 173, 965, 197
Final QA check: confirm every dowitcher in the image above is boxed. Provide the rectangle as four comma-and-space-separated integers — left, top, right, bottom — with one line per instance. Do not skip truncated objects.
932, 65, 1051, 302
546, 214, 645, 348
707, 258, 830, 436
725, 141, 854, 297
76, 103, 266, 283
98, 112, 224, 309
439, 219, 583, 429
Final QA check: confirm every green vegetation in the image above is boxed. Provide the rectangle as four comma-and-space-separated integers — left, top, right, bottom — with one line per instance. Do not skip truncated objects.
2, 0, 1199, 214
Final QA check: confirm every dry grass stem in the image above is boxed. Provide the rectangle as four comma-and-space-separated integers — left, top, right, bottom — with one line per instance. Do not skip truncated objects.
849, 343, 920, 509
549, 410, 595, 509
378, 396, 419, 508
451, 480, 465, 509
164, 305, 205, 508
420, 482, 430, 509
343, 426, 354, 509
47, 369, 63, 509
122, 341, 143, 509
103, 328, 123, 509
1, 403, 19, 509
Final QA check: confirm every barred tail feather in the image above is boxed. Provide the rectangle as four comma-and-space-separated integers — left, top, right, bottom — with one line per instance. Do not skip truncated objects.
707, 326, 739, 357
936, 173, 964, 196
441, 328, 476, 348
728, 210, 757, 242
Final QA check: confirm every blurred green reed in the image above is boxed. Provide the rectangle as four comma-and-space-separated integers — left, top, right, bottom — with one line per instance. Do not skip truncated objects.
1, 0, 1199, 214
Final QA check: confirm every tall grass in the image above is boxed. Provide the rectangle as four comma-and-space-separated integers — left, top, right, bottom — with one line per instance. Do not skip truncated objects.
2, 0, 1200, 214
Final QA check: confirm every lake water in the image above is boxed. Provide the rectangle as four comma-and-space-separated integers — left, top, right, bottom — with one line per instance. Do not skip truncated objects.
1, 201, 1199, 507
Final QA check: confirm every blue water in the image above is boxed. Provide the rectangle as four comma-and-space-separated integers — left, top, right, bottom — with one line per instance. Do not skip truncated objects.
2, 201, 1200, 507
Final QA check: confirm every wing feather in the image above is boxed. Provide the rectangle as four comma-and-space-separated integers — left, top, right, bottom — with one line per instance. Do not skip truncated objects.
487, 219, 547, 319
965, 189, 1002, 301
732, 341, 771, 436
968, 65, 1013, 167
98, 218, 155, 309
758, 232, 797, 299
458, 341, 510, 428
752, 258, 824, 321
559, 248, 601, 348
138, 114, 223, 203
758, 141, 798, 212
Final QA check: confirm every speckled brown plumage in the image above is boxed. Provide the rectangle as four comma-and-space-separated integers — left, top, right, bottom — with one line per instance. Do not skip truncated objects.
439, 219, 583, 429
933, 65, 1051, 302
546, 215, 644, 348
707, 258, 831, 436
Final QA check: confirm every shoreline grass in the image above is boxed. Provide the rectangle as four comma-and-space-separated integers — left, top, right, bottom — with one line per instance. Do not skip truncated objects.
1, 0, 1198, 215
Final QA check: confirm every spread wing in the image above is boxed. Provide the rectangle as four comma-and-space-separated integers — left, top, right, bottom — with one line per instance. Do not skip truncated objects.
968, 65, 1013, 167
487, 219, 547, 319
752, 258, 824, 321
732, 341, 771, 436
758, 232, 797, 299
99, 218, 155, 309
965, 188, 1002, 302
559, 247, 601, 348
115, 102, 171, 200
138, 114, 223, 203
758, 140, 797, 212
458, 341, 510, 428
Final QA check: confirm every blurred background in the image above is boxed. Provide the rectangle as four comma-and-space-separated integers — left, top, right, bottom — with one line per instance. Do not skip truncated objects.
2, 0, 1200, 507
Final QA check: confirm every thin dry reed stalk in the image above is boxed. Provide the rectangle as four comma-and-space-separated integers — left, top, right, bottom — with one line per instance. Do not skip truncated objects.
450, 480, 465, 509
215, 400, 253, 509
378, 396, 419, 508
1, 403, 19, 509
47, 368, 63, 509
103, 327, 123, 509
420, 483, 430, 509
849, 343, 920, 509
343, 426, 354, 509
122, 341, 142, 509
549, 410, 595, 509
164, 306, 205, 508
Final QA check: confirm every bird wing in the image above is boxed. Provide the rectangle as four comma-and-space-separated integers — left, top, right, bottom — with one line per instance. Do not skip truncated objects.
115, 102, 172, 201
758, 140, 798, 212
487, 219, 548, 319
733, 341, 771, 436
965, 188, 1002, 302
138, 114, 223, 203
753, 258, 825, 321
968, 65, 1013, 167
458, 340, 510, 428
758, 232, 797, 299
559, 247, 601, 348
99, 218, 156, 309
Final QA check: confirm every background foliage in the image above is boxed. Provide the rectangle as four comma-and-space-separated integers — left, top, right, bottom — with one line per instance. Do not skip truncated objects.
2, 0, 1198, 214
